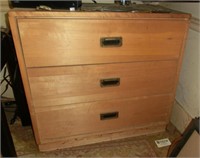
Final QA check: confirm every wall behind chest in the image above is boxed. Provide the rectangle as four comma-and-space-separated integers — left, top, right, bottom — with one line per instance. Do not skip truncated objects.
161, 2, 200, 132
0, 0, 9, 28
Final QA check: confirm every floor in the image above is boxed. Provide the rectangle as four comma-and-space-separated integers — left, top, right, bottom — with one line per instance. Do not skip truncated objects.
4, 104, 180, 157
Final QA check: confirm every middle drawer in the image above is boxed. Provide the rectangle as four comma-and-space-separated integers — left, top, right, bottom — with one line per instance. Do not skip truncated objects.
27, 61, 177, 108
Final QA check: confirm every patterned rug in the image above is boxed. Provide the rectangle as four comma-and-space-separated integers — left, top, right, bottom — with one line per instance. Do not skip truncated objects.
9, 121, 157, 157
42, 140, 156, 157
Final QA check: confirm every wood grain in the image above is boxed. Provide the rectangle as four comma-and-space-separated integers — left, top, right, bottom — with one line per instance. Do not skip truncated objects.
8, 15, 41, 144
8, 10, 191, 19
8, 9, 190, 151
39, 122, 167, 151
17, 18, 187, 67
35, 94, 173, 144
27, 61, 177, 108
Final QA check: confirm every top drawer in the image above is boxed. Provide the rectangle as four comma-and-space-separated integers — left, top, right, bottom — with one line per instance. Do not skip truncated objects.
17, 18, 187, 67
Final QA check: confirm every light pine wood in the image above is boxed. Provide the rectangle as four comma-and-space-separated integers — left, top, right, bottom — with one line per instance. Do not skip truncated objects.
18, 18, 187, 67
39, 122, 167, 151
8, 10, 191, 19
27, 61, 177, 108
8, 15, 41, 144
8, 9, 190, 151
35, 94, 172, 144
38, 122, 166, 151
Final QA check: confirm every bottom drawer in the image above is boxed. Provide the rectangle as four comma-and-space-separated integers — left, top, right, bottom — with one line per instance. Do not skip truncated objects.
35, 94, 173, 144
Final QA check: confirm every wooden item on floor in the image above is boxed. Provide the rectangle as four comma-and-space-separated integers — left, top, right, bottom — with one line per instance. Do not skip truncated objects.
8, 4, 190, 151
167, 118, 200, 157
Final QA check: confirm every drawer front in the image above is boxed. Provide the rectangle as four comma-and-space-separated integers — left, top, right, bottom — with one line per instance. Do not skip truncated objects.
28, 61, 177, 108
18, 18, 186, 67
35, 94, 172, 143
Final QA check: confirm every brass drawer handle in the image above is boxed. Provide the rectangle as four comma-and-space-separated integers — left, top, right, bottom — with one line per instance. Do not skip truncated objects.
100, 37, 122, 47
100, 112, 119, 120
100, 78, 120, 87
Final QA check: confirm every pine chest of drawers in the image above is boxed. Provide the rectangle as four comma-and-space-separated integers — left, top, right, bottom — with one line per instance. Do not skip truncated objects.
9, 5, 190, 151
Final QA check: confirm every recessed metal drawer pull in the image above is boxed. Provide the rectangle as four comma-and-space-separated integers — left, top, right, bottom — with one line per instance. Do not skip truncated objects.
100, 112, 119, 120
100, 37, 122, 47
100, 78, 120, 87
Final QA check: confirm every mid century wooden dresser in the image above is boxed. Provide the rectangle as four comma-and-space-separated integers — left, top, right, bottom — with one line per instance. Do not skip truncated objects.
9, 4, 190, 151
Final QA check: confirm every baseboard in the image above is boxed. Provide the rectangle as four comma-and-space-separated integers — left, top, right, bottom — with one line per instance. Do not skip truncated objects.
170, 100, 192, 133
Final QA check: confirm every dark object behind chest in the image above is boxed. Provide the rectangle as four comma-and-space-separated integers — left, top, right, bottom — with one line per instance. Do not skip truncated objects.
9, 0, 82, 9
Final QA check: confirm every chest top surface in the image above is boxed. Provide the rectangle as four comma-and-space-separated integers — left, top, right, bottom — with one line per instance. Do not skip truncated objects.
8, 3, 190, 19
